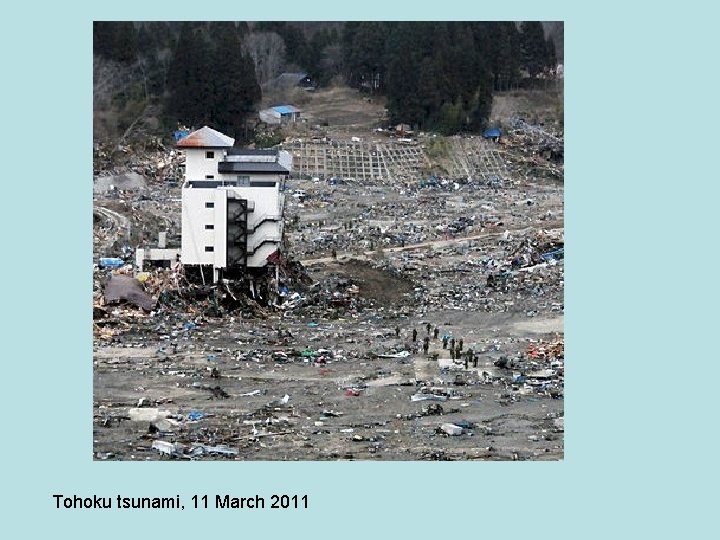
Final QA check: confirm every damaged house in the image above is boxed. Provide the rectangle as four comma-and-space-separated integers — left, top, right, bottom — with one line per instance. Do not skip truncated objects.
177, 126, 292, 294
259, 105, 302, 125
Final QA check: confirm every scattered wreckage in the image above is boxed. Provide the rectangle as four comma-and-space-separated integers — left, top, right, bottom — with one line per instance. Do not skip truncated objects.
93, 125, 563, 461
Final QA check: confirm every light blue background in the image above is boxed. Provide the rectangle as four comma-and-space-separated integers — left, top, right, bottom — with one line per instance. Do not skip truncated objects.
1, 1, 715, 538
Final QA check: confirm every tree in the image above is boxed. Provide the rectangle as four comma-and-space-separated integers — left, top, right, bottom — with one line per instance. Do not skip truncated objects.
545, 36, 557, 69
210, 23, 250, 138
317, 43, 343, 85
384, 22, 425, 126
520, 21, 547, 77
243, 32, 286, 85
281, 24, 311, 69
253, 22, 311, 72
382, 22, 494, 134
304, 28, 334, 80
466, 83, 493, 132
485, 22, 521, 90
166, 23, 213, 127
342, 21, 388, 91
93, 21, 138, 63
166, 22, 261, 140
439, 100, 463, 135
93, 22, 115, 58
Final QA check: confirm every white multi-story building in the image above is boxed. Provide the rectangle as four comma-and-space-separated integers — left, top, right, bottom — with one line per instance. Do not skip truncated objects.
178, 126, 291, 283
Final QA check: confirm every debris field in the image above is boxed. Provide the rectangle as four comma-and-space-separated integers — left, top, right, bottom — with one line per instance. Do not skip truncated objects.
93, 117, 564, 461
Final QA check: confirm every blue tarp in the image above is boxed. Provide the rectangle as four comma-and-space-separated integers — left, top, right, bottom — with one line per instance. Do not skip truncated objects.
99, 257, 125, 268
541, 247, 565, 261
272, 105, 300, 115
483, 127, 502, 139
173, 130, 191, 141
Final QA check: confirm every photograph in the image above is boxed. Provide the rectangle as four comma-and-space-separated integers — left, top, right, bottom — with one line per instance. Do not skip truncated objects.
92, 20, 564, 461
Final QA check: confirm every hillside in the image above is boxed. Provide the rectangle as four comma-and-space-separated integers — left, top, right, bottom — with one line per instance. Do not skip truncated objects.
93, 21, 564, 145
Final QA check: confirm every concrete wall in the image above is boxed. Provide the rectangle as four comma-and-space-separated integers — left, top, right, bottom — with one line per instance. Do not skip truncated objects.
184, 148, 226, 180
135, 248, 182, 270
182, 187, 224, 266
213, 192, 228, 269
259, 110, 281, 124
181, 185, 283, 270
179, 131, 290, 275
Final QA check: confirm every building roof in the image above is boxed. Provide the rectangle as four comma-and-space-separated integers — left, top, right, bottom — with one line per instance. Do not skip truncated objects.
277, 72, 307, 84
186, 180, 240, 189
176, 126, 235, 148
271, 105, 301, 115
218, 161, 289, 174
226, 148, 278, 156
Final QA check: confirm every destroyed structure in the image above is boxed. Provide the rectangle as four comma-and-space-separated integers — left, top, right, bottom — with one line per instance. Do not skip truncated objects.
94, 97, 564, 462
259, 105, 303, 125
134, 126, 293, 303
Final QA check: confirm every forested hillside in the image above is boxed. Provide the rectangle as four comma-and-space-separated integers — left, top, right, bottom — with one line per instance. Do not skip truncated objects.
93, 21, 561, 142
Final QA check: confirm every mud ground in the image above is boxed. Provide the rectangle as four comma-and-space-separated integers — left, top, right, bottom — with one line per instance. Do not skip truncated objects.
93, 92, 564, 461
94, 307, 563, 461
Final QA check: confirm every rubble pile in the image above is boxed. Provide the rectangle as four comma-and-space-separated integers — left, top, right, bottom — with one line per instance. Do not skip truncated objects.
93, 139, 185, 182
282, 158, 562, 261
94, 126, 563, 461
502, 118, 564, 181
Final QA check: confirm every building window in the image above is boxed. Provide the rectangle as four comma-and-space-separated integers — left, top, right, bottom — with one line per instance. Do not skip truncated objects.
205, 224, 214, 230
206, 151, 214, 159
205, 246, 214, 252
237, 175, 250, 186
205, 175, 214, 179
250, 180, 277, 188
205, 202, 214, 208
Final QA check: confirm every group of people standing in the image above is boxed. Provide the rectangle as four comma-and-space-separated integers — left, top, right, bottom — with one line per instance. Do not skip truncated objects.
406, 323, 479, 369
